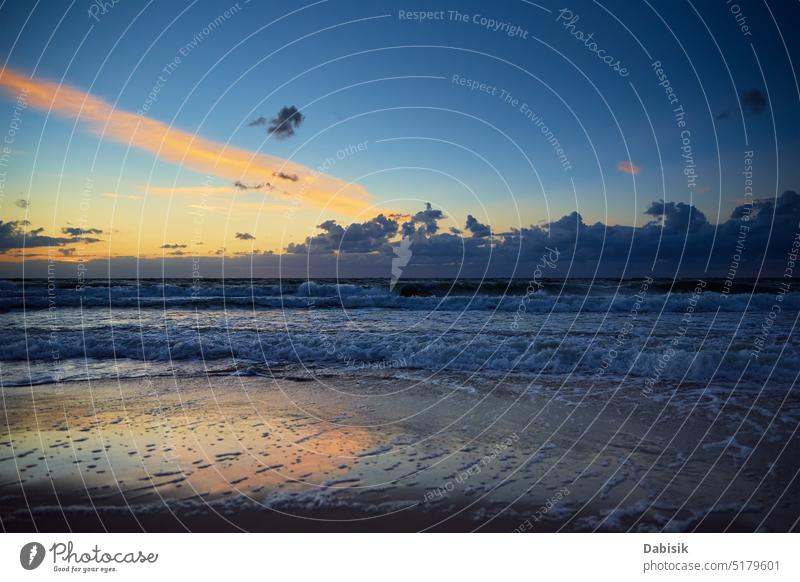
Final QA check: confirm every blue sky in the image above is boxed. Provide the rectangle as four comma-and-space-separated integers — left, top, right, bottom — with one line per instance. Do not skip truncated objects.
0, 0, 798, 276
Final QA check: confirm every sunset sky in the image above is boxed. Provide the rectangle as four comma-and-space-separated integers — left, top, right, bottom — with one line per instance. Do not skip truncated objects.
0, 0, 798, 277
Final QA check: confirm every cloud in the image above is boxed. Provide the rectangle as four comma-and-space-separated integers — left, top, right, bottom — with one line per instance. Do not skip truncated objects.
234, 180, 270, 191
741, 89, 767, 114
14, 199, 29, 208
279, 192, 800, 277
273, 171, 299, 182
14, 193, 800, 278
251, 106, 305, 139
617, 160, 640, 175
465, 215, 491, 237
102, 192, 143, 201
0, 69, 371, 216
401, 203, 445, 237
160, 243, 187, 249
235, 232, 256, 240
0, 220, 100, 252
144, 185, 235, 197
62, 227, 103, 237
644, 200, 708, 233
287, 214, 399, 254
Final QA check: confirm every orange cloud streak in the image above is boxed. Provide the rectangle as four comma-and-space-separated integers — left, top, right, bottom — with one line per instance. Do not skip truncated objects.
0, 68, 371, 216
617, 160, 640, 175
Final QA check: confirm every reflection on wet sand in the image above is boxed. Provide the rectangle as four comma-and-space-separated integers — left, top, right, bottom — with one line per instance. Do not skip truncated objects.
2, 372, 799, 532
1, 377, 387, 530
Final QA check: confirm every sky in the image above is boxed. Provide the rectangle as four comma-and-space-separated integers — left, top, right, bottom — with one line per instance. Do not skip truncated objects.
0, 0, 798, 278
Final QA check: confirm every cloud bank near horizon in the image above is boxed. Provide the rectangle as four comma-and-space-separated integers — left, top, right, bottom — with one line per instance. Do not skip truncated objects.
5, 191, 799, 279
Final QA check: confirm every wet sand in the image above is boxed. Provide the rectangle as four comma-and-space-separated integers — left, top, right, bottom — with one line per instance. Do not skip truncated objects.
1, 371, 798, 532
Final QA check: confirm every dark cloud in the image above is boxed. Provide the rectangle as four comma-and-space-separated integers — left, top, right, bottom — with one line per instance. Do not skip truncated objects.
0, 220, 95, 252
741, 89, 767, 115
62, 227, 103, 237
234, 180, 270, 191
465, 215, 491, 237
14, 199, 29, 208
280, 192, 800, 277
287, 214, 399, 254
273, 171, 299, 182
250, 106, 305, 139
235, 232, 256, 240
160, 243, 187, 249
644, 200, 708, 233
401, 202, 445, 237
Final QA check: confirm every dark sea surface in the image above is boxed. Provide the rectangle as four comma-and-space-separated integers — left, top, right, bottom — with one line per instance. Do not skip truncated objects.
1, 277, 797, 388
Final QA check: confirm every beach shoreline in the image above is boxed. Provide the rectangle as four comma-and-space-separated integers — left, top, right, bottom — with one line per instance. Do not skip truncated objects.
2, 372, 797, 532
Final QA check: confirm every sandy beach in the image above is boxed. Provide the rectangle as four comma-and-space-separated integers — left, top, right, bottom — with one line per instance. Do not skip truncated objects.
2, 370, 797, 532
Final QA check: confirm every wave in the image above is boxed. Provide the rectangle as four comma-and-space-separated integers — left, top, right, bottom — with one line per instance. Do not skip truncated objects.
1, 317, 795, 385
0, 278, 796, 312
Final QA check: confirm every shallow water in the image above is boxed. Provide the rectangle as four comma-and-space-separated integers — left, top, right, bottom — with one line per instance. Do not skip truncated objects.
0, 373, 797, 532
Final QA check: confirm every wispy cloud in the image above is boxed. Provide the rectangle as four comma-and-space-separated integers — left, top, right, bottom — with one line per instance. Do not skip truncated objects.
0, 68, 371, 216
102, 192, 143, 201
144, 185, 236, 197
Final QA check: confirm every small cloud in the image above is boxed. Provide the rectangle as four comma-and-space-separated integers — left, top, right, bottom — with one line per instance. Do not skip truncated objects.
617, 161, 640, 175
250, 106, 305, 139
234, 180, 271, 191
160, 243, 187, 249
741, 89, 767, 115
62, 227, 103, 237
273, 171, 299, 182
59, 248, 76, 256
14, 199, 29, 208
716, 110, 730, 121
235, 232, 256, 240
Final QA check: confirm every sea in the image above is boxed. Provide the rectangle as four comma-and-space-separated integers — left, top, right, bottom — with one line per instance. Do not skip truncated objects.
1, 277, 798, 392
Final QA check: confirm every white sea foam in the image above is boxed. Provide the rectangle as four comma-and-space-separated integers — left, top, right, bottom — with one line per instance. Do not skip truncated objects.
1, 279, 797, 390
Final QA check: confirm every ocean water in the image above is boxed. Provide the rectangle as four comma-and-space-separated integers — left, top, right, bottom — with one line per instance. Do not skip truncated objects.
1, 277, 798, 392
